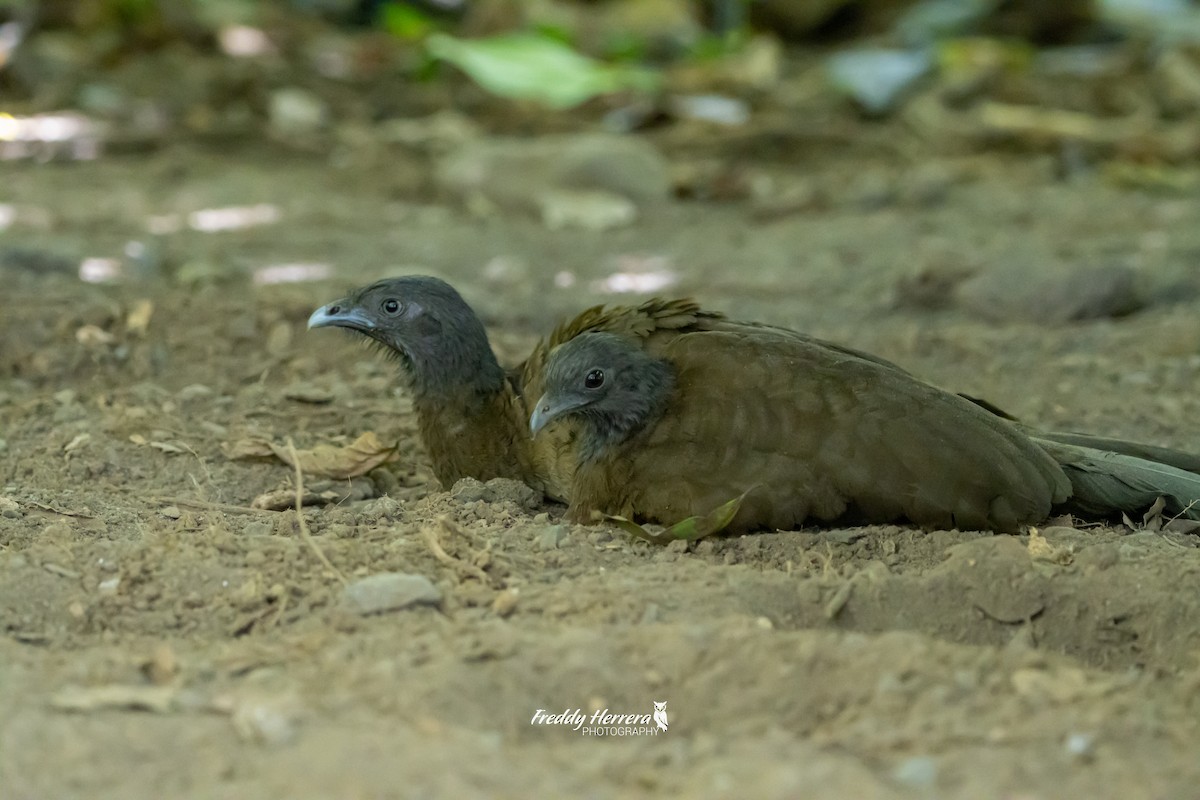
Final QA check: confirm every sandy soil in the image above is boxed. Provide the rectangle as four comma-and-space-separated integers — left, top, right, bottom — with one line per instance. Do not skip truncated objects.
3, 139, 1200, 799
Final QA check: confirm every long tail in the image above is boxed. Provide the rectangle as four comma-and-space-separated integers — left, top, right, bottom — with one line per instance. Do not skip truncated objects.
959, 393, 1200, 520
1032, 431, 1200, 475
1031, 437, 1200, 521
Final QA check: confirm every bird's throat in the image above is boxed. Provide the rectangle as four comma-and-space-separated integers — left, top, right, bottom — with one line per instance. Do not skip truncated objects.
413, 383, 530, 488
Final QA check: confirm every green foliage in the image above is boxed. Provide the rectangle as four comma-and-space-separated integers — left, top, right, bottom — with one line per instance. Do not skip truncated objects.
686, 28, 750, 62
424, 31, 660, 109
114, 0, 156, 23
379, 1, 435, 41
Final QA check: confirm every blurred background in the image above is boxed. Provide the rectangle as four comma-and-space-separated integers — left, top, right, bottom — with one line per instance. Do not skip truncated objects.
2, 0, 1200, 319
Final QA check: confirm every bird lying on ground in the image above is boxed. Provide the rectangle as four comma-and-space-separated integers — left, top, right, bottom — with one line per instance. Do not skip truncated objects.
531, 330, 1200, 533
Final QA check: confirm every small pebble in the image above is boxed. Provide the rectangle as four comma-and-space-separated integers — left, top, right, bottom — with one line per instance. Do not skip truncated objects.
491, 588, 520, 617
1065, 732, 1096, 761
178, 384, 213, 402
241, 521, 273, 538
537, 525, 568, 551
269, 87, 328, 138
0, 495, 20, 518
340, 572, 442, 616
231, 697, 299, 746
892, 756, 938, 789
41, 522, 73, 539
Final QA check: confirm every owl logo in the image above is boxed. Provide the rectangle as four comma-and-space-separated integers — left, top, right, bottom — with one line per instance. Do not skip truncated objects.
653, 701, 668, 732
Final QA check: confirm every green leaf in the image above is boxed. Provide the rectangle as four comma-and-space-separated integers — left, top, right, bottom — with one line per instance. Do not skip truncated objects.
381, 2, 434, 41
425, 32, 660, 109
605, 488, 753, 545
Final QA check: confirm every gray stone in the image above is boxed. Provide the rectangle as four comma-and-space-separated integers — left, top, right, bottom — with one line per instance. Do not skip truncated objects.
536, 525, 568, 551
269, 87, 328, 138
892, 756, 938, 789
341, 573, 442, 616
539, 189, 638, 231
826, 48, 933, 115
959, 263, 1145, 323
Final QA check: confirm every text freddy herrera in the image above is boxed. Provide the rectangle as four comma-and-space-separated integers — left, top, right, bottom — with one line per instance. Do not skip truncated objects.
531, 708, 656, 730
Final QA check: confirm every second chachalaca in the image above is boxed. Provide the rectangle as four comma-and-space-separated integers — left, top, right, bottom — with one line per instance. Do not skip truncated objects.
530, 330, 1200, 532
309, 275, 1200, 533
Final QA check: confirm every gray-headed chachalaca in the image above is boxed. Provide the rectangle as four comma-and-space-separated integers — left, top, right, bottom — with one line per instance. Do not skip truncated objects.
530, 330, 1200, 533
309, 275, 1200, 533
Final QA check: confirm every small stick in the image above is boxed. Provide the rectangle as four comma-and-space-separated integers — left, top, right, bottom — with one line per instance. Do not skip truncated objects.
150, 497, 266, 515
422, 519, 491, 584
286, 437, 346, 585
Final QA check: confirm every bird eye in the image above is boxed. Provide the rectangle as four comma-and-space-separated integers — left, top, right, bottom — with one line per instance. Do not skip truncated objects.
584, 369, 605, 389
382, 298, 401, 315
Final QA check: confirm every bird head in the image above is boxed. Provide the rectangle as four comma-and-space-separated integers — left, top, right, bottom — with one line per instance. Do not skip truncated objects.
530, 332, 674, 459
308, 276, 505, 399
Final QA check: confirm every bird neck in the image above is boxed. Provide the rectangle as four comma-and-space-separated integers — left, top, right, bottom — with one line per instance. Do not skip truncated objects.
408, 334, 507, 402
413, 378, 532, 488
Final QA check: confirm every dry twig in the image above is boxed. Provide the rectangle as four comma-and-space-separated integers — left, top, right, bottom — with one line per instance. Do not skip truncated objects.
287, 437, 346, 585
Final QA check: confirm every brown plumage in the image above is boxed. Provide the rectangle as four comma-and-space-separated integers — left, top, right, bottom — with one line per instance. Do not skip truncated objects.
531, 330, 1200, 534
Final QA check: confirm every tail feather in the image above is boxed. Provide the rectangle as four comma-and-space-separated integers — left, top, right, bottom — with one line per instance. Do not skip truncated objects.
1032, 431, 1200, 476
1034, 438, 1200, 521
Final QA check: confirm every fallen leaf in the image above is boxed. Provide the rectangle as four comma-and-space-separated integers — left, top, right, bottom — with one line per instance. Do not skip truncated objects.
606, 488, 753, 545
1142, 495, 1168, 531
1166, 518, 1200, 534
227, 432, 398, 479
251, 477, 377, 510
426, 32, 659, 109
223, 438, 278, 460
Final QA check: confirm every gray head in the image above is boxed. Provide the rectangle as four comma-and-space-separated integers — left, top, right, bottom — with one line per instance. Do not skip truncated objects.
530, 332, 674, 461
308, 276, 504, 400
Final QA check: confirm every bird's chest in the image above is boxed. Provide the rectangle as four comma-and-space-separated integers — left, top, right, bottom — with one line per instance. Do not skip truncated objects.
416, 400, 524, 487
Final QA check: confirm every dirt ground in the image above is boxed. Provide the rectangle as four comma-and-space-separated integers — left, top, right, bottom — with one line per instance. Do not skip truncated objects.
3, 135, 1200, 799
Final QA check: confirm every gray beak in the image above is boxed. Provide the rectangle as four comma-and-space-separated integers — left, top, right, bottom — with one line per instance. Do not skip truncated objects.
530, 392, 587, 438
307, 302, 376, 331
530, 396, 552, 438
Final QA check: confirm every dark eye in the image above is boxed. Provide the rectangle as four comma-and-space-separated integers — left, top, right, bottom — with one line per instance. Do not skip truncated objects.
584, 369, 605, 389
382, 298, 401, 315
